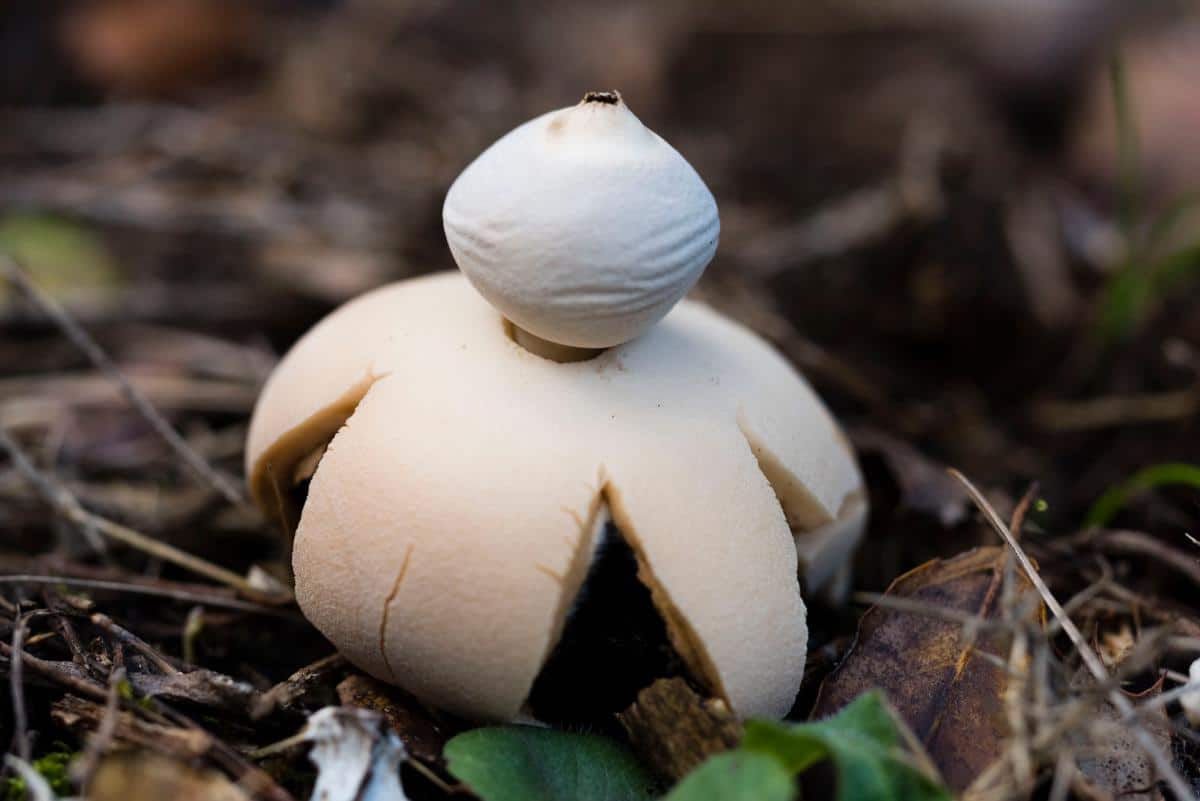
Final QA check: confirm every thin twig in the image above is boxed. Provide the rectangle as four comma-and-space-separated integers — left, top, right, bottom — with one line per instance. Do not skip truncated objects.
0, 428, 290, 603
0, 641, 109, 702
1128, 678, 1200, 720
1000, 498, 1033, 794
1009, 482, 1039, 543
9, 611, 31, 762
1077, 528, 1200, 589
0, 575, 294, 615
1048, 750, 1075, 801
91, 613, 179, 675
251, 653, 346, 719
246, 731, 310, 760
950, 468, 1193, 801
0, 253, 246, 506
73, 667, 126, 787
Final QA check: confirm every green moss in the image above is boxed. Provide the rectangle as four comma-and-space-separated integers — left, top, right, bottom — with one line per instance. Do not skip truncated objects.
2, 743, 77, 800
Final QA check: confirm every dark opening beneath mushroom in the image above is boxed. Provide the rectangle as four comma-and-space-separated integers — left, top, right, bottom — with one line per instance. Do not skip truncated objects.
525, 522, 692, 726
288, 476, 313, 522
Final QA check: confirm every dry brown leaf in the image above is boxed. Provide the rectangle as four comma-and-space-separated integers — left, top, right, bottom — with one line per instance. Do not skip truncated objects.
812, 546, 1043, 792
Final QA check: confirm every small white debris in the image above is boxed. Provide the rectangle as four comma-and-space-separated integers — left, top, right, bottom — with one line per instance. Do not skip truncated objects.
1181, 658, 1200, 727
302, 707, 410, 801
247, 565, 290, 596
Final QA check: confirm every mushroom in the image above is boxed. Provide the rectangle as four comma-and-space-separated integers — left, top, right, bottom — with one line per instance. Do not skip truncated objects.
245, 92, 866, 723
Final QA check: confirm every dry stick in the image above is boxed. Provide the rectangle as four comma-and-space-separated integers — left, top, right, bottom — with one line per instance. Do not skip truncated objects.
0, 641, 109, 702
49, 613, 106, 679
1085, 528, 1200, 589
0, 254, 246, 507
91, 613, 179, 675
0, 428, 289, 603
1047, 751, 1075, 801
246, 731, 310, 760
1001, 490, 1034, 794
949, 469, 1193, 801
1129, 679, 1200, 720
1009, 482, 1039, 543
251, 653, 345, 719
0, 576, 293, 616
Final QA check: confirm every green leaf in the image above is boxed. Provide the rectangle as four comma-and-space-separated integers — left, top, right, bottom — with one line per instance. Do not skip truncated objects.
743, 692, 950, 801
444, 726, 657, 801
663, 752, 795, 801
0, 214, 121, 303
1086, 462, 1200, 527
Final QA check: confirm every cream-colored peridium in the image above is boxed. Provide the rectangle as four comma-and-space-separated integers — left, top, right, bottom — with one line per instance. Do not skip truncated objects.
443, 91, 719, 351
245, 273, 865, 722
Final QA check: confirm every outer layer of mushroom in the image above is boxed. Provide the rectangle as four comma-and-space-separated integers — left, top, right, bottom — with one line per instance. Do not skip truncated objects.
245, 92, 866, 723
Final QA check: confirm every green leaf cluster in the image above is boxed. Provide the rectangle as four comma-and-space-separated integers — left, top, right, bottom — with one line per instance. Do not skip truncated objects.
443, 692, 951, 801
667, 692, 951, 801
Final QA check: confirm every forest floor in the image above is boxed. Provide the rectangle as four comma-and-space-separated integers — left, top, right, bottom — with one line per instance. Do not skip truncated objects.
2, 2, 1199, 800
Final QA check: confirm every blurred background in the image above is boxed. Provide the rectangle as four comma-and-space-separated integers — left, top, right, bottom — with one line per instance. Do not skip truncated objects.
2, 0, 1199, 635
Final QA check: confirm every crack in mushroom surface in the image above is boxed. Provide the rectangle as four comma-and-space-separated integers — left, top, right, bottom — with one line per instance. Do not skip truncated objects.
245, 272, 863, 722
525, 501, 697, 725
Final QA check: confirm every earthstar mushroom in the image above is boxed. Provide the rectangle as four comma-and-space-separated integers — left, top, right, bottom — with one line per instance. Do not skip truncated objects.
245, 92, 866, 723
